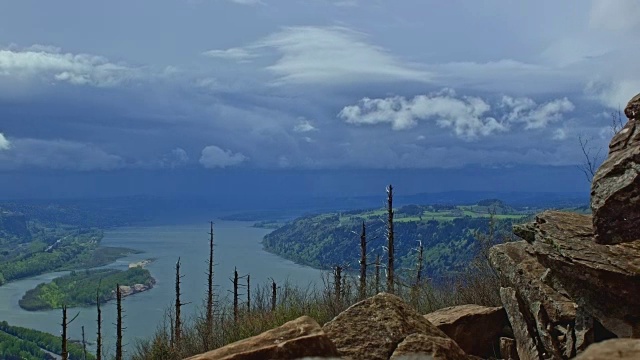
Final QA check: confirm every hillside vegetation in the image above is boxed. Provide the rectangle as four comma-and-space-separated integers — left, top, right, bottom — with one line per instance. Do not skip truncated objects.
263, 200, 528, 276
19, 267, 155, 311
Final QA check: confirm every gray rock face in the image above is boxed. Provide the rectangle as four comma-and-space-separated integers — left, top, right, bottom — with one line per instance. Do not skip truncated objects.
591, 93, 640, 245
490, 241, 580, 359
185, 316, 339, 360
322, 293, 449, 360
424, 304, 508, 358
515, 211, 640, 338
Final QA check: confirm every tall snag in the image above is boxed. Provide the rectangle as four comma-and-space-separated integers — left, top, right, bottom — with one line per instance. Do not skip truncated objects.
96, 284, 102, 360
386, 184, 395, 294
115, 284, 124, 360
375, 254, 381, 294
174, 257, 189, 350
206, 221, 215, 333
359, 221, 367, 299
61, 305, 79, 360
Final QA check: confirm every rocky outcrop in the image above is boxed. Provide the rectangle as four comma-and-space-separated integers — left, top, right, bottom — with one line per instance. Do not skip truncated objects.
500, 337, 519, 360
185, 316, 339, 360
574, 339, 640, 360
389, 333, 470, 360
322, 293, 449, 360
515, 211, 640, 338
424, 304, 508, 358
485, 93, 640, 360
591, 94, 640, 245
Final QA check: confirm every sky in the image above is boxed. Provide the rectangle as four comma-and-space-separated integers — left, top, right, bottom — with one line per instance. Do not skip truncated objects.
0, 0, 639, 200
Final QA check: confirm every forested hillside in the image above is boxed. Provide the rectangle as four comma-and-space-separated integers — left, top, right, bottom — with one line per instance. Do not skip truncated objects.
263, 201, 528, 276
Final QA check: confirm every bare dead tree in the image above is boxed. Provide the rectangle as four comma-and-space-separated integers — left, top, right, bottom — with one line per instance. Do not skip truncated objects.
386, 184, 395, 294
611, 107, 626, 135
334, 266, 342, 303
206, 221, 215, 333
61, 305, 80, 360
415, 240, 424, 286
82, 326, 87, 360
271, 279, 277, 312
96, 285, 102, 360
246, 274, 251, 312
115, 284, 124, 360
174, 257, 190, 350
359, 221, 367, 299
232, 268, 239, 322
578, 135, 602, 183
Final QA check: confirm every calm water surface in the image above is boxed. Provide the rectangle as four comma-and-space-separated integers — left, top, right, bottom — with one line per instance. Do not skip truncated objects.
0, 220, 325, 356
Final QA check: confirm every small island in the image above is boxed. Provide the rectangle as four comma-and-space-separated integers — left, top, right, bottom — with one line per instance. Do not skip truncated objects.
19, 267, 156, 311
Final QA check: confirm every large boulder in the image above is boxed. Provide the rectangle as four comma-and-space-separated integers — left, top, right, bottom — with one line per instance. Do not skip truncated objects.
424, 304, 508, 358
574, 339, 640, 359
591, 93, 640, 245
389, 333, 470, 360
185, 316, 339, 360
322, 292, 450, 360
490, 241, 580, 358
515, 211, 640, 338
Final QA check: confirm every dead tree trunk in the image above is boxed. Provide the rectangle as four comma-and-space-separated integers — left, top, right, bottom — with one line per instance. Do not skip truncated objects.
115, 284, 124, 360
359, 221, 367, 299
96, 288, 102, 360
415, 240, 424, 286
334, 266, 342, 303
206, 221, 215, 333
174, 257, 185, 350
271, 279, 277, 312
233, 268, 239, 322
61, 305, 68, 360
82, 326, 87, 360
246, 274, 251, 312
61, 305, 79, 360
386, 184, 395, 294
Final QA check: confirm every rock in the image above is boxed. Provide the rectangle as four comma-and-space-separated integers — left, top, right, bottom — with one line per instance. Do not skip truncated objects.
574, 339, 640, 360
185, 316, 339, 360
323, 293, 448, 360
591, 93, 640, 245
500, 337, 519, 360
389, 333, 470, 360
490, 241, 579, 358
424, 304, 508, 358
499, 287, 543, 360
519, 211, 640, 337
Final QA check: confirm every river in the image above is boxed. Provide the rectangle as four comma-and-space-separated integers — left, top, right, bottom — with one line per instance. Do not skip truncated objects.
0, 220, 325, 357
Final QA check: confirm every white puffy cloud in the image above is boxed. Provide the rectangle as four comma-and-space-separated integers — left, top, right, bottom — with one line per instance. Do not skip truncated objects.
0, 138, 123, 171
0, 133, 10, 150
199, 145, 247, 168
552, 128, 567, 140
0, 46, 134, 86
339, 90, 575, 139
161, 148, 189, 168
293, 119, 317, 133
338, 90, 507, 139
501, 96, 575, 129
251, 26, 430, 84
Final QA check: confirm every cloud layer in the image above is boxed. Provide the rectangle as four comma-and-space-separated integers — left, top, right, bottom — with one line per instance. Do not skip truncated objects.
199, 146, 248, 168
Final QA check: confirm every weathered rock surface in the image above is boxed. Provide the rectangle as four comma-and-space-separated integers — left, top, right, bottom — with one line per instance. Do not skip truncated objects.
490, 241, 579, 358
515, 211, 640, 338
499, 287, 543, 360
500, 337, 519, 360
591, 93, 640, 245
574, 339, 640, 359
185, 316, 339, 360
424, 304, 508, 358
322, 292, 449, 360
389, 333, 470, 360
